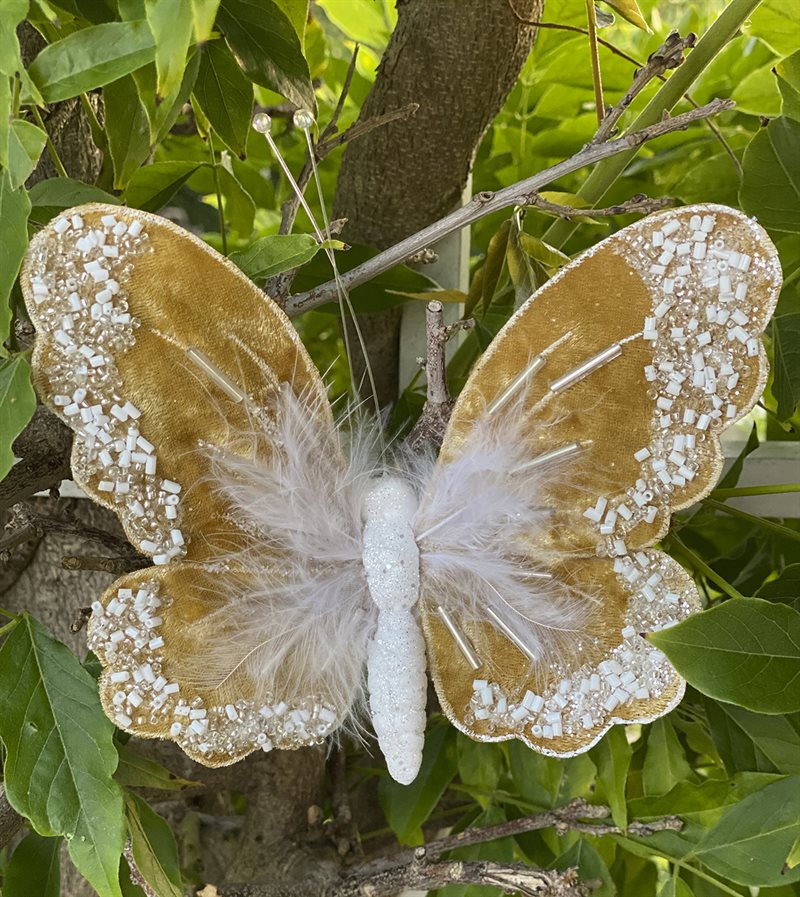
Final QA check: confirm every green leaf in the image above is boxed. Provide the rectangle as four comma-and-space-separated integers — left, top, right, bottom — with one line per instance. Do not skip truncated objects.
509, 742, 595, 810
691, 776, 800, 886
28, 177, 119, 228
229, 233, 321, 281
757, 564, 800, 611
552, 839, 615, 897
650, 599, 800, 714
217, 0, 315, 110
124, 160, 204, 211
133, 47, 201, 145
217, 161, 255, 237
643, 717, 694, 796
115, 743, 197, 791
704, 699, 800, 775
27, 21, 158, 103
0, 2, 43, 103
787, 832, 800, 870
378, 721, 457, 846
124, 791, 183, 897
744, 0, 800, 57
590, 727, 631, 830
4, 831, 61, 897
7, 120, 47, 190
0, 170, 31, 347
456, 734, 502, 795
274, 0, 308, 43
657, 876, 694, 897
771, 313, 800, 422
740, 117, 800, 234
775, 51, 800, 123
598, 0, 650, 31
717, 422, 759, 489
190, 0, 221, 42
0, 354, 36, 480
104, 75, 152, 189
193, 40, 253, 157
0, 614, 125, 897
145, 0, 194, 99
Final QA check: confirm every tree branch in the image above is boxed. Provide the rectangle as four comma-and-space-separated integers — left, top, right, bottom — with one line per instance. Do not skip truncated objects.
527, 192, 673, 218
592, 31, 697, 144
0, 785, 24, 851
406, 301, 474, 452
284, 97, 734, 316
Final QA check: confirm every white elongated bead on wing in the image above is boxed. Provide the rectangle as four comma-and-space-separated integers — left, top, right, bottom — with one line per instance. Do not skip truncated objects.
362, 477, 427, 785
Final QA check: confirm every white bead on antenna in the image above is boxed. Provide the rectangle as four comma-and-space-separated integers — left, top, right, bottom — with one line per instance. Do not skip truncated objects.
292, 108, 315, 130
251, 112, 272, 134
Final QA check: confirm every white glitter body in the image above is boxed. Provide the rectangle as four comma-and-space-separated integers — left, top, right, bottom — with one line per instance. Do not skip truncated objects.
362, 477, 426, 785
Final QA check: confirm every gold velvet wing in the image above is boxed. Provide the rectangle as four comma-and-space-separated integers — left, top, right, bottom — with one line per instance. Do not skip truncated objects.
22, 205, 353, 765
420, 204, 781, 756
22, 203, 333, 562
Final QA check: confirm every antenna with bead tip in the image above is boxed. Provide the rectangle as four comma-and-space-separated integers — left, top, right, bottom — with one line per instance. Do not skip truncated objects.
251, 111, 381, 422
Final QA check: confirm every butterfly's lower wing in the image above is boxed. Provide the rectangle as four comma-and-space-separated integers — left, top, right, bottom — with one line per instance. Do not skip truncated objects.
22, 204, 330, 561
89, 564, 346, 766
419, 205, 780, 755
22, 206, 368, 764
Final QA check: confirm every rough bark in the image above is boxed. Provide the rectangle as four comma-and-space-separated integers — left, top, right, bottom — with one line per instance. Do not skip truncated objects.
333, 0, 543, 405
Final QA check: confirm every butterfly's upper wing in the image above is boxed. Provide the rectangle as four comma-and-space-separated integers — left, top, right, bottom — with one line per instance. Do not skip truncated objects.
22, 205, 370, 765
417, 205, 781, 756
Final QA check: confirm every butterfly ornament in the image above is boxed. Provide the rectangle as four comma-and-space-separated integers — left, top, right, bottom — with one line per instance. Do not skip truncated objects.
21, 202, 780, 784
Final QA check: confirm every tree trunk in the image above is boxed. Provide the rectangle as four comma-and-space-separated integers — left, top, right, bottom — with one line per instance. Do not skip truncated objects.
333, 0, 543, 405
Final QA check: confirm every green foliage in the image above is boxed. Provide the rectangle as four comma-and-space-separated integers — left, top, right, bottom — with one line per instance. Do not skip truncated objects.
0, 615, 126, 897
3, 831, 61, 897
0, 354, 36, 480
650, 599, 800, 713
1, 1, 799, 895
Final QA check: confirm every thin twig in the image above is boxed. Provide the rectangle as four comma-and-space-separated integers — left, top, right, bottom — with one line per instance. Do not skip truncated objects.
527, 192, 673, 218
321, 45, 361, 144
124, 841, 158, 897
61, 554, 149, 574
585, 0, 605, 125
285, 98, 734, 315
505, 7, 741, 173
592, 31, 697, 144
406, 302, 474, 452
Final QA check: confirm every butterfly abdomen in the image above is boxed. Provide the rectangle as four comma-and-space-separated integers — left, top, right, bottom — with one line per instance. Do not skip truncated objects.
362, 477, 427, 785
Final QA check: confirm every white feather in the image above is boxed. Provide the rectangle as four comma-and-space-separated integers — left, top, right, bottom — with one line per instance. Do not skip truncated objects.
183, 385, 383, 726
415, 398, 593, 670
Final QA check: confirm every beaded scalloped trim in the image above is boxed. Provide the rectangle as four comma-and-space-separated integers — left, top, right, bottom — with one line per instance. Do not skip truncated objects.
583, 210, 780, 559
27, 212, 187, 564
87, 581, 340, 759
464, 549, 693, 744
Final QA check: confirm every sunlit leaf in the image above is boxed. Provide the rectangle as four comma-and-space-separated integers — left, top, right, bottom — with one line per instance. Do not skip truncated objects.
124, 160, 204, 211
691, 775, 800, 886
650, 599, 800, 714
193, 40, 253, 156
217, 0, 315, 110
775, 50, 800, 123
104, 75, 151, 189
27, 21, 157, 103
190, 0, 220, 42
230, 234, 320, 280
145, 0, 194, 100
7, 119, 47, 190
0, 614, 125, 897
597, 3, 648, 34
